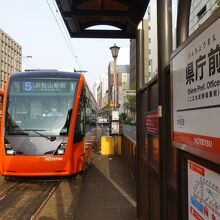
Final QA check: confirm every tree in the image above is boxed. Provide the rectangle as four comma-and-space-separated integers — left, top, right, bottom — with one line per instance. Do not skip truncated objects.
126, 85, 136, 123
127, 95, 136, 114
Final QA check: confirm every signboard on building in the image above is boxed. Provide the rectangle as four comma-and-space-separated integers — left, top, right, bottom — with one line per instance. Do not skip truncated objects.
109, 100, 114, 107
188, 160, 220, 220
145, 111, 158, 135
112, 110, 119, 120
172, 17, 220, 155
111, 121, 119, 134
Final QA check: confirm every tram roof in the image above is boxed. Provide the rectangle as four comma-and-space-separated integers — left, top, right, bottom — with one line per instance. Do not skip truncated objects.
55, 0, 149, 39
11, 71, 81, 79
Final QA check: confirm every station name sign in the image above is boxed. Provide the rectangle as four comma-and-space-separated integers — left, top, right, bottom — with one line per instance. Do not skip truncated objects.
172, 17, 220, 155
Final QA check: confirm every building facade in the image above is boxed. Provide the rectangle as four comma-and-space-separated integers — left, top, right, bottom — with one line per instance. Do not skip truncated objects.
147, 3, 158, 81
130, 39, 136, 89
189, 0, 219, 35
93, 80, 100, 102
117, 65, 130, 114
100, 73, 108, 98
130, 19, 150, 88
0, 28, 22, 89
97, 83, 102, 110
100, 90, 108, 118
108, 61, 115, 106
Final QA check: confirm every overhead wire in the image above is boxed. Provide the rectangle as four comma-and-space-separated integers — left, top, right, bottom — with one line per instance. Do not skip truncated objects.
47, 0, 82, 70
22, 58, 39, 70
51, 0, 82, 68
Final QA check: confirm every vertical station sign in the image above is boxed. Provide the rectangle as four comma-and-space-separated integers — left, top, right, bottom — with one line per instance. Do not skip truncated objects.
188, 160, 220, 220
172, 17, 220, 155
145, 111, 159, 135
111, 110, 119, 134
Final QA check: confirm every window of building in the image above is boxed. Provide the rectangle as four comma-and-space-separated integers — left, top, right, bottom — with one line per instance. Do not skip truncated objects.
197, 5, 207, 20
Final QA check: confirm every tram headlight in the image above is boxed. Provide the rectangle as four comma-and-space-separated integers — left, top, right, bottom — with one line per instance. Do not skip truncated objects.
5, 144, 16, 155
57, 148, 65, 155
56, 142, 67, 155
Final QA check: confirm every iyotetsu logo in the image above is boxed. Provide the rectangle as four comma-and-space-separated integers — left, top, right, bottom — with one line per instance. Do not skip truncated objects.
44, 157, 63, 161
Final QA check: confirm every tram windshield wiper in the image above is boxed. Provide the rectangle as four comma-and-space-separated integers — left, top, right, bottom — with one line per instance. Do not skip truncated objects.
8, 131, 29, 135
23, 129, 56, 141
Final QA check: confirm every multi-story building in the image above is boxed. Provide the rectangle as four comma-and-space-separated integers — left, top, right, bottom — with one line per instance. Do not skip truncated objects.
147, 3, 158, 80
189, 0, 219, 35
143, 19, 150, 83
0, 28, 22, 89
100, 73, 108, 98
100, 90, 109, 118
117, 65, 130, 114
108, 61, 115, 106
130, 19, 150, 88
130, 39, 136, 89
97, 83, 102, 110
93, 80, 100, 102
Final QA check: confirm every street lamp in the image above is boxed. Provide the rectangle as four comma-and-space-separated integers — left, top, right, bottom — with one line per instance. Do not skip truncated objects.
110, 44, 120, 154
110, 43, 120, 108
110, 43, 120, 61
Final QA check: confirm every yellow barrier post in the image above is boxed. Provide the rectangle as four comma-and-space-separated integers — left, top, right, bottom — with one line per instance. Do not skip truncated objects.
117, 136, 121, 155
101, 136, 114, 155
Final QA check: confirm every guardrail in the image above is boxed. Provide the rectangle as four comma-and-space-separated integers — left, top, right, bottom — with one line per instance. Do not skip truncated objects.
120, 133, 137, 181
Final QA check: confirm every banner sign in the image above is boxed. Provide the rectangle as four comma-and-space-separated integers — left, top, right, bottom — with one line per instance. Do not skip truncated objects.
111, 121, 119, 134
172, 17, 220, 154
188, 160, 220, 220
112, 110, 119, 121
145, 111, 158, 135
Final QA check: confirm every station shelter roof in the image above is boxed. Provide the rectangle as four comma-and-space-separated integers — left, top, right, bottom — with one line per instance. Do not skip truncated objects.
55, 0, 149, 39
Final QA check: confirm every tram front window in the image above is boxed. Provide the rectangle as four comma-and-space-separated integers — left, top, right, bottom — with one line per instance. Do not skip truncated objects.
5, 79, 77, 136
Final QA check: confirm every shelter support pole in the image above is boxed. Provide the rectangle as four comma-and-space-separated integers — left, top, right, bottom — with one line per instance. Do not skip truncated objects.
136, 23, 144, 218
157, 0, 173, 219
136, 24, 145, 90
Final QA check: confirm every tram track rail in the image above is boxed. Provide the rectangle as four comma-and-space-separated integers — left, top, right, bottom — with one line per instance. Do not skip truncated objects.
0, 179, 61, 220
30, 182, 60, 220
0, 181, 21, 201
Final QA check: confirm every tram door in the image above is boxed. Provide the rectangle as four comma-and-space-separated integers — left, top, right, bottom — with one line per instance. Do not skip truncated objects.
0, 93, 3, 129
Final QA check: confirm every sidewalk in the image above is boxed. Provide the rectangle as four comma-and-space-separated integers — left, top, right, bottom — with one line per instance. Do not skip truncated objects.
73, 152, 137, 220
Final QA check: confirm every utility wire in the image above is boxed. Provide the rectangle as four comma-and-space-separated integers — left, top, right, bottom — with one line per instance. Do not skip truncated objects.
47, 0, 82, 69
23, 59, 40, 69
22, 58, 38, 70
50, 0, 82, 68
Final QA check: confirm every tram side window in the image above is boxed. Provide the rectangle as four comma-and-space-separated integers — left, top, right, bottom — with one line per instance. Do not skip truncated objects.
74, 88, 86, 142
85, 97, 91, 132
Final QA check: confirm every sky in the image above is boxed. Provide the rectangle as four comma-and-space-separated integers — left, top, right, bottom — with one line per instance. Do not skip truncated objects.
0, 0, 130, 90
0, 0, 177, 91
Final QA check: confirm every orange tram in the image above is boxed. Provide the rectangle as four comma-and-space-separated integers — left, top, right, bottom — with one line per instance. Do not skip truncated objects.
0, 70, 97, 176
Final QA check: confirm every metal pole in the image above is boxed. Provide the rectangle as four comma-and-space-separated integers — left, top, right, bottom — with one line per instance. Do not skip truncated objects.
136, 22, 144, 217
113, 58, 118, 154
136, 22, 144, 90
157, 0, 173, 219
114, 58, 117, 107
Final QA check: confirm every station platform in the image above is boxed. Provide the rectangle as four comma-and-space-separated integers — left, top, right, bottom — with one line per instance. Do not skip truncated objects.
73, 152, 137, 220
31, 150, 137, 220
